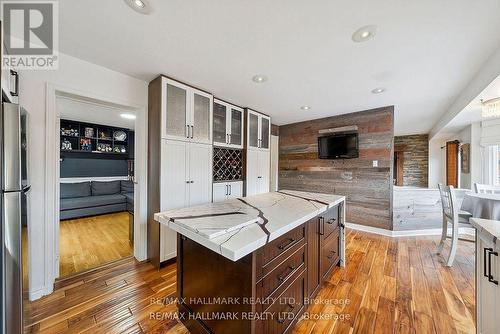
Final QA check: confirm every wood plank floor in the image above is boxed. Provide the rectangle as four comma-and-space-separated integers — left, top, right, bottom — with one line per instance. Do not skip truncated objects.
25, 229, 476, 334
59, 212, 133, 277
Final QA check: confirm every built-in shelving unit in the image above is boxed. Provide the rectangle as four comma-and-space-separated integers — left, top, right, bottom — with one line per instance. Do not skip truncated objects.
60, 119, 132, 160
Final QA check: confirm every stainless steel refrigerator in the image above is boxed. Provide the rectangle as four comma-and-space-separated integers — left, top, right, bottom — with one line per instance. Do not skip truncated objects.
1, 102, 29, 334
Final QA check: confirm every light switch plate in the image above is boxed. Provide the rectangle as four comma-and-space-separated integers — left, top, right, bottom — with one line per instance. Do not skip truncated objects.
372, 160, 378, 167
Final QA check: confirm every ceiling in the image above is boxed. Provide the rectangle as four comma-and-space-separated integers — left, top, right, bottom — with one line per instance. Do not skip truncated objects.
56, 0, 500, 135
440, 74, 500, 134
57, 97, 136, 129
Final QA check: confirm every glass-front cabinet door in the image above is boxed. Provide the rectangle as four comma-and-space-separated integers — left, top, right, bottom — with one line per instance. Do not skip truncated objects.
213, 101, 227, 145
191, 90, 212, 144
230, 108, 243, 147
248, 111, 259, 149
260, 116, 270, 150
164, 80, 188, 140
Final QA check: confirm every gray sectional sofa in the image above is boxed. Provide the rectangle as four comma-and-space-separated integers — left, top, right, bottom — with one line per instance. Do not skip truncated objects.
60, 180, 134, 220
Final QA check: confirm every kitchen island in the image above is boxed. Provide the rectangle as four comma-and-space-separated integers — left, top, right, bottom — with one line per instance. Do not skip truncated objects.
154, 190, 346, 334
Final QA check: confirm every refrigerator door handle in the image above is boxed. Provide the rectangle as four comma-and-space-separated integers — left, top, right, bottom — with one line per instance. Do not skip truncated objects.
3, 191, 23, 334
2, 103, 22, 191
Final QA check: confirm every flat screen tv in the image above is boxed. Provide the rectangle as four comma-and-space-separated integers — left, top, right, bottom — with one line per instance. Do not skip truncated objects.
318, 133, 359, 159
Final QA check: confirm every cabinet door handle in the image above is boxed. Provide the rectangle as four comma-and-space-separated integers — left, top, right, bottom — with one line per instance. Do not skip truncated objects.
488, 250, 499, 285
186, 125, 190, 138
228, 133, 231, 144
277, 265, 296, 282
190, 125, 194, 139
484, 247, 491, 278
327, 250, 337, 260
190, 180, 194, 183
278, 237, 296, 251
10, 70, 19, 97
319, 217, 325, 235
229, 185, 231, 195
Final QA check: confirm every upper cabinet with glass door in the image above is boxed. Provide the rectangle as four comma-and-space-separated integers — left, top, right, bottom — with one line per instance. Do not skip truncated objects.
246, 109, 270, 151
161, 77, 213, 144
212, 99, 244, 149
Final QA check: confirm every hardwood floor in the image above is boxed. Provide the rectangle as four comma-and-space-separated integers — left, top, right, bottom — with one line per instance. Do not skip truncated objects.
25, 229, 476, 334
59, 212, 133, 277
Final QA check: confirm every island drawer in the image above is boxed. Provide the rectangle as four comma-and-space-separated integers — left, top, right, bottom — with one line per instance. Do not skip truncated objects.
257, 244, 306, 305
256, 270, 306, 334
258, 225, 306, 266
321, 228, 340, 279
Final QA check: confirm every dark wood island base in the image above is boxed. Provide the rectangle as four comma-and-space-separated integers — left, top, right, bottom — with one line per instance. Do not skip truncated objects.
176, 203, 343, 334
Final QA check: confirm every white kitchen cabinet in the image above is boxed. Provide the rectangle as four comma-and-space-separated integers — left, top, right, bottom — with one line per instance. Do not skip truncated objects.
246, 149, 270, 196
477, 236, 499, 334
213, 99, 244, 149
162, 77, 213, 144
213, 181, 243, 202
246, 109, 270, 151
160, 139, 212, 261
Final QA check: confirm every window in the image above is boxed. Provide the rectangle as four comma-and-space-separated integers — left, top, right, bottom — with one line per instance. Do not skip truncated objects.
486, 145, 500, 186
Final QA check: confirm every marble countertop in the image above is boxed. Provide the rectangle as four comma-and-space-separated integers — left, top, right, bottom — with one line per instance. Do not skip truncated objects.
470, 218, 500, 245
154, 190, 345, 261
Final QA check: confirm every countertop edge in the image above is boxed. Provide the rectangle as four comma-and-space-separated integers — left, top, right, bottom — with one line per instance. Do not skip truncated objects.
470, 218, 499, 245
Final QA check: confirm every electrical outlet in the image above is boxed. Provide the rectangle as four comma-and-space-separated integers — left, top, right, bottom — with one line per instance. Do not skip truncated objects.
372, 160, 378, 167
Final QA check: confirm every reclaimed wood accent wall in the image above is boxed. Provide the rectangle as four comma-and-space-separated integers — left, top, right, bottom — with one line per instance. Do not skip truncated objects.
278, 106, 394, 230
394, 134, 429, 187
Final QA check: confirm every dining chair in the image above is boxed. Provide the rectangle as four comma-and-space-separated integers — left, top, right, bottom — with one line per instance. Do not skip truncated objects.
474, 183, 500, 194
437, 183, 473, 266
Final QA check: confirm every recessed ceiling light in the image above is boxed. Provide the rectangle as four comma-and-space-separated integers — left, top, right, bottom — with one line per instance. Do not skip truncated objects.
371, 87, 385, 94
300, 106, 311, 110
134, 0, 145, 8
121, 113, 137, 120
252, 75, 268, 83
352, 25, 377, 43
123, 0, 151, 14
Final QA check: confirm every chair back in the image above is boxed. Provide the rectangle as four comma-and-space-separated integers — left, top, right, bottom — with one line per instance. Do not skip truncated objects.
474, 183, 500, 194
438, 183, 459, 223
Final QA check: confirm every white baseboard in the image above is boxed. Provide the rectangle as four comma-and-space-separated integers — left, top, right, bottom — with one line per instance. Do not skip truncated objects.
345, 222, 475, 238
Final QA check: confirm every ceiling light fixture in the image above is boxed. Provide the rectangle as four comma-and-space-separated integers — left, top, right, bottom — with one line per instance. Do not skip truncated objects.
352, 25, 377, 43
371, 87, 385, 94
123, 0, 151, 14
481, 97, 500, 118
252, 75, 268, 83
121, 113, 137, 120
300, 106, 311, 110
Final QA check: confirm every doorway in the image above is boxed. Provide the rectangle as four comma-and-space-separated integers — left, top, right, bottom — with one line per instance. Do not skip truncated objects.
55, 94, 138, 278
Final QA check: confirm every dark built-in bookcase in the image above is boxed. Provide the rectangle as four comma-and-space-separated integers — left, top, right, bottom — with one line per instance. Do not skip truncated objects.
60, 119, 133, 160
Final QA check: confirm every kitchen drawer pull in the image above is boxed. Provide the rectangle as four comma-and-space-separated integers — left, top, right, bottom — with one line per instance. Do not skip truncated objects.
488, 250, 499, 285
327, 218, 336, 225
278, 265, 296, 282
278, 238, 296, 251
327, 250, 337, 260
484, 247, 491, 278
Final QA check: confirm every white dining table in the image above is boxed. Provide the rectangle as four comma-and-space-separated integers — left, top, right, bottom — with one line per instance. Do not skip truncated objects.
461, 193, 500, 220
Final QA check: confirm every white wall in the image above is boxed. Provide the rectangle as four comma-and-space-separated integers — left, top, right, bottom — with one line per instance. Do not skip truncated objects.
19, 52, 148, 299
428, 122, 482, 189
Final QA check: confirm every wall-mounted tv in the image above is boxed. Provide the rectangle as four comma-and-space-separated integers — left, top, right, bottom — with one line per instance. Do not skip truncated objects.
318, 132, 359, 159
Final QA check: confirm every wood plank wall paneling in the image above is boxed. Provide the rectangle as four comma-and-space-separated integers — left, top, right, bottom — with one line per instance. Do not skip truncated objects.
271, 124, 279, 136
394, 134, 429, 187
278, 106, 394, 230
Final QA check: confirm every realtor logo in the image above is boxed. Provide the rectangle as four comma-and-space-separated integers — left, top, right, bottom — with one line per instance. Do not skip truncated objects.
2, 1, 58, 69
